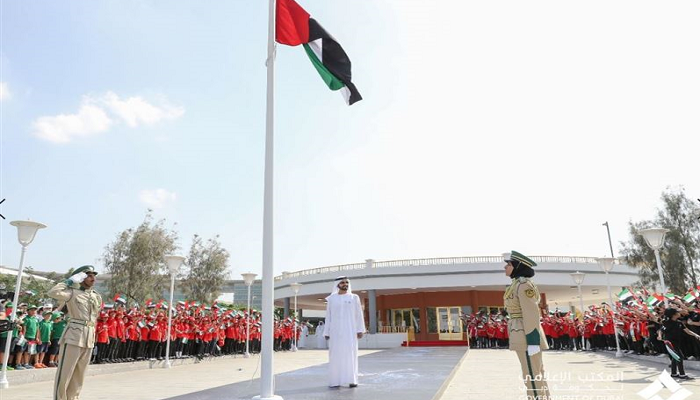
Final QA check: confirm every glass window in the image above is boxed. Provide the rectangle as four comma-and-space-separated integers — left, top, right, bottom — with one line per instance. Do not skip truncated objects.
393, 310, 403, 327
450, 308, 461, 333
460, 306, 472, 329
411, 308, 421, 333
427, 308, 438, 333
387, 308, 422, 332
438, 308, 449, 333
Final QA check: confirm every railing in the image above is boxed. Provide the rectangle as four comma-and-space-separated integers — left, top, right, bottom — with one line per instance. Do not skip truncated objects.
277, 263, 366, 281
274, 255, 603, 281
374, 256, 503, 267
379, 326, 409, 333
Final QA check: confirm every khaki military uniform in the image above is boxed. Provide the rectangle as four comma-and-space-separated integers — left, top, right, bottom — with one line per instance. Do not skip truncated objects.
48, 280, 102, 400
504, 277, 551, 400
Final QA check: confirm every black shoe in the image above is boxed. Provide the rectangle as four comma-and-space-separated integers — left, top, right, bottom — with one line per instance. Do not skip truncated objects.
329, 385, 340, 389
679, 375, 694, 380
671, 374, 679, 377
349, 384, 358, 388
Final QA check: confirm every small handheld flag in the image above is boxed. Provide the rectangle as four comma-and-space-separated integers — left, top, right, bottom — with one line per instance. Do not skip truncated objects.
664, 340, 682, 362
617, 288, 633, 303
114, 293, 127, 305
683, 292, 697, 304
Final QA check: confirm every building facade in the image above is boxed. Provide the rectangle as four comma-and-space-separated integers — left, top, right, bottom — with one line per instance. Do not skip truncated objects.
274, 255, 639, 342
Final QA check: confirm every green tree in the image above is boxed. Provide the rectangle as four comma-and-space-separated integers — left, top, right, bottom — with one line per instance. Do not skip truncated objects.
620, 187, 700, 293
20, 267, 60, 306
656, 188, 700, 287
0, 268, 60, 307
181, 234, 230, 304
102, 211, 179, 304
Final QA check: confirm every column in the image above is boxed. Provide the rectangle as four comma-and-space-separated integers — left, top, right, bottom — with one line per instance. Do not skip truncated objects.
368, 289, 377, 334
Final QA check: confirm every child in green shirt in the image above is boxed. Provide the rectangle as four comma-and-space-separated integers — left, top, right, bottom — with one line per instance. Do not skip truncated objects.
21, 305, 40, 369
48, 312, 66, 367
37, 311, 53, 367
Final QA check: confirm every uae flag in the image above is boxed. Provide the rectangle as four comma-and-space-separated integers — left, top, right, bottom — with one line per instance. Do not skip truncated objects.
683, 292, 697, 304
645, 295, 661, 307
617, 288, 633, 302
276, 0, 362, 105
113, 293, 127, 305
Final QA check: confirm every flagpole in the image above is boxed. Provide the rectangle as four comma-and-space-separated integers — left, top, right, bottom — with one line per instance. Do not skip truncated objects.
256, 0, 281, 398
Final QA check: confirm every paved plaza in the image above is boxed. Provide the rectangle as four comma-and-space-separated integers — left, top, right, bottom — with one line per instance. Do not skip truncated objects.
2, 348, 700, 400
167, 347, 465, 400
442, 349, 700, 400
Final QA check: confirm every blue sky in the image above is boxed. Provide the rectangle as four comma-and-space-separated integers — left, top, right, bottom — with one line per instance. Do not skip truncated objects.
2, 1, 700, 277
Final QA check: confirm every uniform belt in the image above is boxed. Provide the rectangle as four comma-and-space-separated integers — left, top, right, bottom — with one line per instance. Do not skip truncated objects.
68, 319, 95, 327
510, 314, 523, 318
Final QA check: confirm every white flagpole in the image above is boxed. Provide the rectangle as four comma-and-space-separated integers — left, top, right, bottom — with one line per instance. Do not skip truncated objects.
256, 0, 281, 398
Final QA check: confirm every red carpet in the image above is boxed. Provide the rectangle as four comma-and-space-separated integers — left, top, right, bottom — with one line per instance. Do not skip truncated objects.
401, 340, 469, 347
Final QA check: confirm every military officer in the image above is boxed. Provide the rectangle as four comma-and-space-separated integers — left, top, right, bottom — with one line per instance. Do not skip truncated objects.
47, 265, 102, 400
503, 251, 550, 400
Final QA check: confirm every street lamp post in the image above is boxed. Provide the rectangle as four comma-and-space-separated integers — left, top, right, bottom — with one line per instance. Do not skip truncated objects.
242, 273, 257, 358
163, 255, 185, 369
570, 271, 586, 322
289, 283, 302, 352
1, 220, 47, 389
602, 222, 615, 258
640, 228, 670, 307
598, 257, 623, 358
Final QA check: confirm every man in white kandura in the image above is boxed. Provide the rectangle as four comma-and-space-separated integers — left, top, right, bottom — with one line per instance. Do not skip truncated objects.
298, 321, 309, 349
323, 276, 366, 389
316, 321, 327, 349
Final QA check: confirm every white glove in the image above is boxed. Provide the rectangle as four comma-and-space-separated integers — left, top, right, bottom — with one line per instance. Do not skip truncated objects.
527, 345, 541, 356
69, 272, 88, 284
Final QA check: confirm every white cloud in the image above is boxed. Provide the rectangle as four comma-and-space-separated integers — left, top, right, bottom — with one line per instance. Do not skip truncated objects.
31, 91, 184, 143
32, 102, 113, 144
139, 189, 177, 209
0, 82, 11, 101
98, 91, 184, 127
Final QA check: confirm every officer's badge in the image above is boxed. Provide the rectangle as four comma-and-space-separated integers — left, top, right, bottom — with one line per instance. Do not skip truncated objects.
525, 288, 536, 298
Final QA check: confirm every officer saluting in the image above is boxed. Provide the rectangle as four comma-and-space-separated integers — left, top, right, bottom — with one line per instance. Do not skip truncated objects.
47, 265, 102, 400
503, 251, 550, 400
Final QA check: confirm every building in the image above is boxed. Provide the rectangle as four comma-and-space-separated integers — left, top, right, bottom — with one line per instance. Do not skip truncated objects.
0, 265, 53, 281
274, 255, 639, 342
